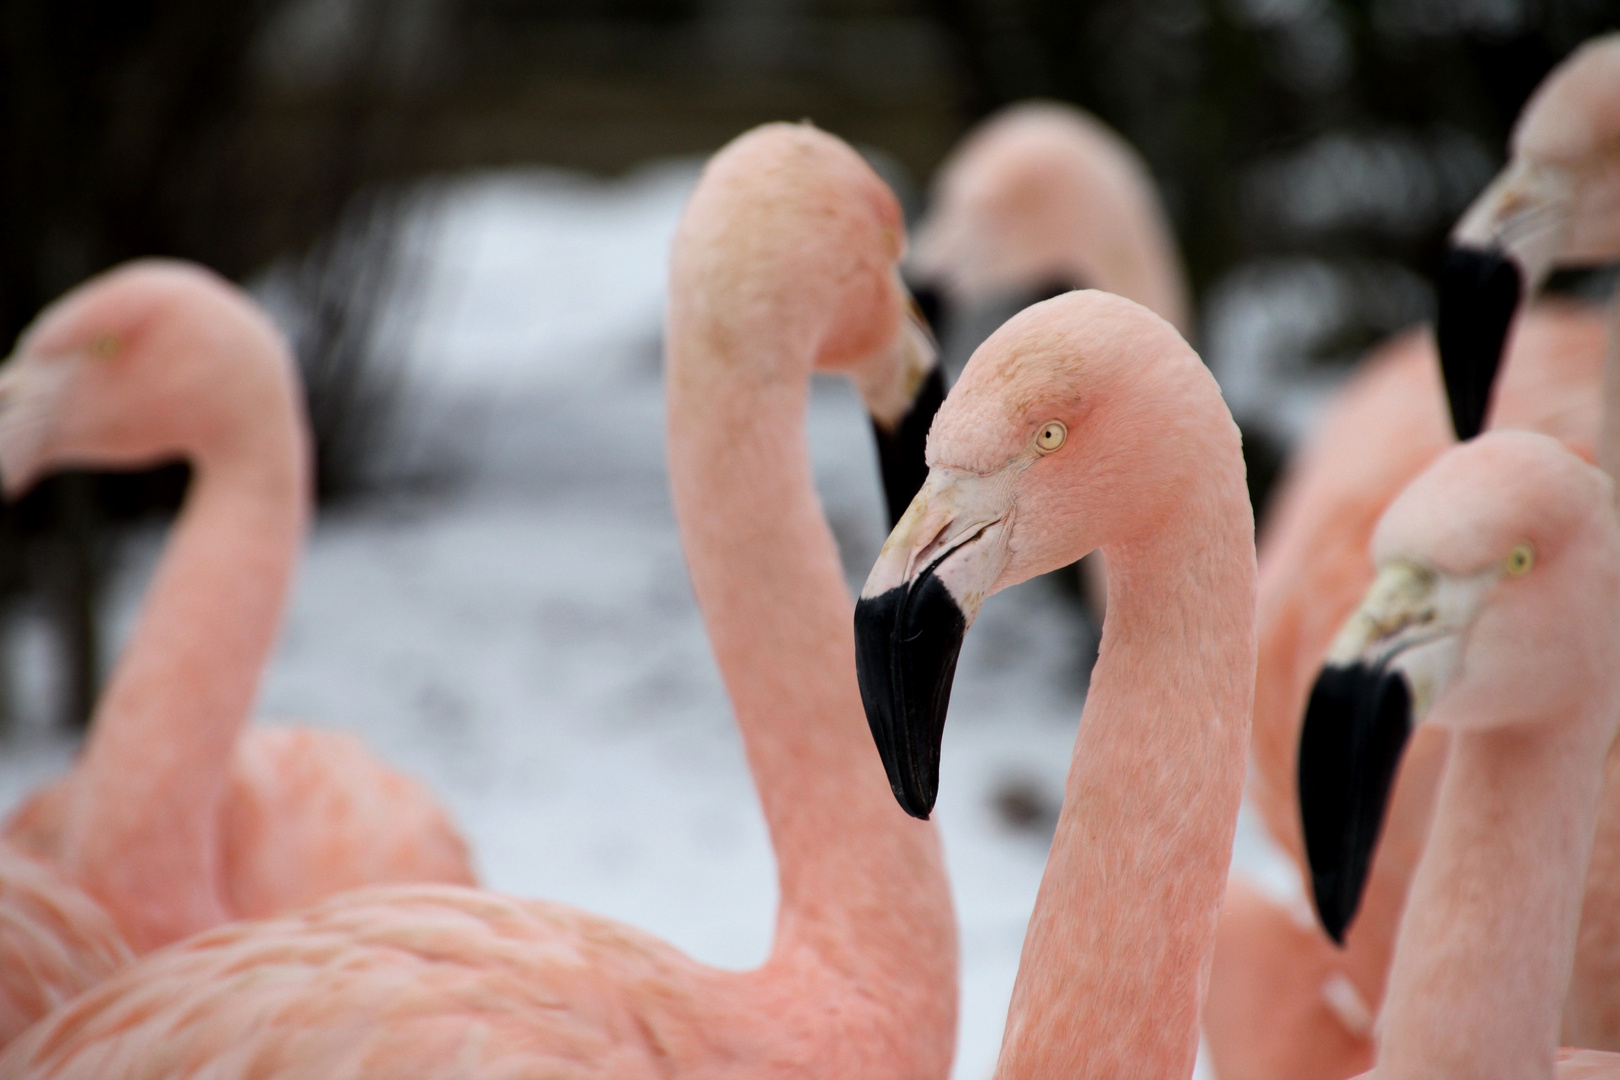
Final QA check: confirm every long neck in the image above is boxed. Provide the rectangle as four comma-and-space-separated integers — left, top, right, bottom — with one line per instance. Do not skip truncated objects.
1376, 714, 1611, 1080
63, 401, 309, 951
995, 479, 1256, 1079
665, 332, 956, 1056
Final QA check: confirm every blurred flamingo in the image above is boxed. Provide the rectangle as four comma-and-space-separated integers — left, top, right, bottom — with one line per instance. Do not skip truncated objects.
1435, 33, 1620, 453
853, 290, 1254, 1077
0, 261, 475, 956
909, 100, 1190, 337
1295, 431, 1620, 1078
0, 123, 957, 1080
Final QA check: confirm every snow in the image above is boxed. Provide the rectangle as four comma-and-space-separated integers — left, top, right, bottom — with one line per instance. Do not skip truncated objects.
0, 161, 1290, 1079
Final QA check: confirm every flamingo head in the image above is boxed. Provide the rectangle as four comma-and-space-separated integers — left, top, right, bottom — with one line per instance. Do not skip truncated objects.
1299, 430, 1620, 943
853, 289, 1240, 817
668, 121, 947, 527
1436, 33, 1620, 441
0, 260, 299, 497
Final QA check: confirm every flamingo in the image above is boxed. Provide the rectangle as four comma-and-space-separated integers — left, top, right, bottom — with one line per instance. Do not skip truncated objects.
0, 122, 958, 1080
1296, 430, 1620, 1079
854, 289, 1255, 1077
1205, 36, 1620, 1075
0, 260, 476, 956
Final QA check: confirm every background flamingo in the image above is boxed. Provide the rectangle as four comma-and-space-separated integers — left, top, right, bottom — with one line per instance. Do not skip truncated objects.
854, 289, 1254, 1077
1296, 431, 1620, 1078
1436, 33, 1620, 451
909, 100, 1190, 339
0, 122, 957, 1080
0, 261, 474, 953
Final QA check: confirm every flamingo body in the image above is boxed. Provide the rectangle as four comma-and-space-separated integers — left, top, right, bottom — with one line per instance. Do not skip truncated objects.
0, 261, 474, 960
4, 885, 939, 1079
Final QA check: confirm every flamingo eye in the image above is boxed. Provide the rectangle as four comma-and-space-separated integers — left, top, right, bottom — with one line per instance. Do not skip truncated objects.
91, 334, 119, 358
1504, 542, 1534, 576
1034, 421, 1067, 454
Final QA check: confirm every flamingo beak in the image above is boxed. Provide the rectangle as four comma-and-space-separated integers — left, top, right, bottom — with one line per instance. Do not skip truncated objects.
1299, 559, 1483, 943
854, 468, 1014, 818
0, 350, 79, 498
869, 301, 947, 527
1437, 159, 1571, 440
906, 277, 946, 342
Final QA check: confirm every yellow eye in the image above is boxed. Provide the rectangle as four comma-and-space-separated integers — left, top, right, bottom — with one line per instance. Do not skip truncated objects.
1505, 542, 1535, 576
1034, 421, 1067, 454
91, 334, 119, 358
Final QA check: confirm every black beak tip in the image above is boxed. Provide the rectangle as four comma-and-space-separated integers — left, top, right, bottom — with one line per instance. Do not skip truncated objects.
1298, 662, 1413, 945
895, 778, 936, 821
1310, 872, 1353, 946
853, 570, 966, 821
1435, 245, 1522, 442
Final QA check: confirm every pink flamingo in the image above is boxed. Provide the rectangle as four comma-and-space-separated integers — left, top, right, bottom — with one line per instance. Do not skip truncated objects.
854, 289, 1255, 1077
0, 123, 957, 1079
1295, 430, 1620, 1079
0, 261, 475, 956
1206, 35, 1620, 1076
909, 100, 1190, 336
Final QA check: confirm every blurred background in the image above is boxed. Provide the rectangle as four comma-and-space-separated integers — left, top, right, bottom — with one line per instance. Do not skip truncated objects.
1, 0, 1616, 1075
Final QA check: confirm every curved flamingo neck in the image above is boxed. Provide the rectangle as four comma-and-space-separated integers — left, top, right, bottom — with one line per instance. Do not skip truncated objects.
665, 328, 956, 1056
996, 468, 1255, 1079
1376, 712, 1613, 1080
63, 386, 309, 951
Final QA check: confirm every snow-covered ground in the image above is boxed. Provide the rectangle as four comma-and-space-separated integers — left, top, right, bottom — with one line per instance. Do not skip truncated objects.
0, 161, 1295, 1079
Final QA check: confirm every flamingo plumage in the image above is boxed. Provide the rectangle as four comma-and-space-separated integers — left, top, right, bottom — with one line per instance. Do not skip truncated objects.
0, 847, 130, 1047
853, 289, 1255, 1078
0, 260, 475, 960
1296, 431, 1620, 1079
0, 122, 957, 1080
